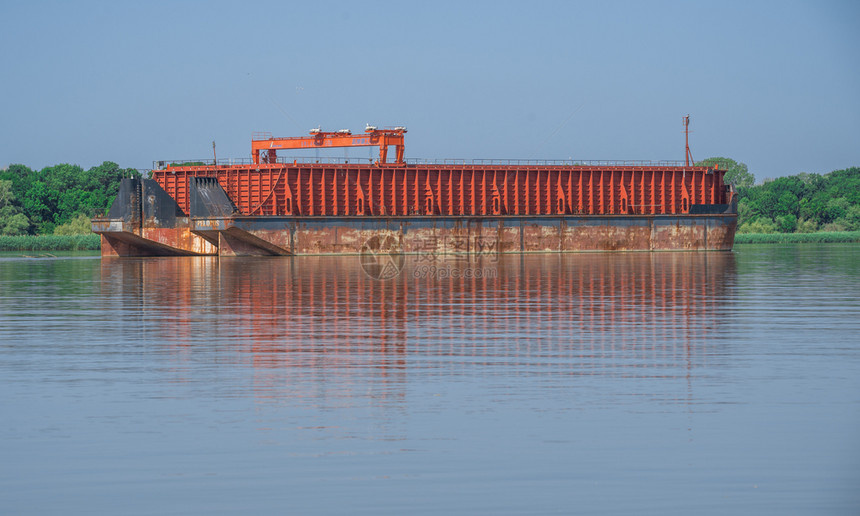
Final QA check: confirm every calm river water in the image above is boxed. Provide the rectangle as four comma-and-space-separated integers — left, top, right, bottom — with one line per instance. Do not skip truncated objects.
1, 245, 859, 515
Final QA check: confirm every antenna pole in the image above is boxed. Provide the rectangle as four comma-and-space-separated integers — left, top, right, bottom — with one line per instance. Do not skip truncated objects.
212, 141, 217, 165
683, 115, 693, 166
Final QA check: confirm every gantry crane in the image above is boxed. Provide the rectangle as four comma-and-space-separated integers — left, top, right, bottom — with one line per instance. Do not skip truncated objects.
251, 125, 407, 165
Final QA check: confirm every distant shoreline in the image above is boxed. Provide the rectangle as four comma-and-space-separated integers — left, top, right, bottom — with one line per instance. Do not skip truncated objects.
0, 234, 100, 252
734, 231, 860, 244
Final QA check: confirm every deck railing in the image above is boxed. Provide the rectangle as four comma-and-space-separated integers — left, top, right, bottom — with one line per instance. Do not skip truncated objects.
153, 157, 688, 170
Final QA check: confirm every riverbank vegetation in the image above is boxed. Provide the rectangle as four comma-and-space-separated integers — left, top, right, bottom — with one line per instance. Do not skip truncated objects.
699, 158, 860, 234
734, 231, 860, 244
0, 234, 101, 251
0, 162, 140, 236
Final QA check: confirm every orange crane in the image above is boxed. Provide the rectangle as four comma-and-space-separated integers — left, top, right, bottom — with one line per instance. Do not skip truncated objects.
251, 125, 407, 165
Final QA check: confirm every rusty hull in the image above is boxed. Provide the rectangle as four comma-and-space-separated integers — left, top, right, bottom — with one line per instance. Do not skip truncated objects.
93, 218, 217, 256
94, 214, 736, 256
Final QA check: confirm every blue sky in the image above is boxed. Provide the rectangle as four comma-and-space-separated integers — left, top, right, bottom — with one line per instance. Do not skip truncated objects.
1, 0, 857, 181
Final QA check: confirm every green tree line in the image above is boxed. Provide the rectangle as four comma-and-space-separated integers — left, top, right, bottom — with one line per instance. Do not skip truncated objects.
699, 157, 860, 234
0, 162, 140, 235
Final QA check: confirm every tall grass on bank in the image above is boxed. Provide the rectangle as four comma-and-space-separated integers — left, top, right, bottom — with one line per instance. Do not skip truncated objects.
735, 231, 860, 244
0, 234, 101, 251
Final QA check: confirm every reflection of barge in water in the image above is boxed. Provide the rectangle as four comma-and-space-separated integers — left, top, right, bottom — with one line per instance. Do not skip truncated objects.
101, 252, 737, 377
93, 124, 736, 256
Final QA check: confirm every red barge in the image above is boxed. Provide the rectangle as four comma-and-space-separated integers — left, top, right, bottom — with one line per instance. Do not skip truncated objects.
92, 123, 737, 256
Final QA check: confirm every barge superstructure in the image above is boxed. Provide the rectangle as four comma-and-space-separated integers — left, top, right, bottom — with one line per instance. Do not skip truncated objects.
93, 123, 737, 256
